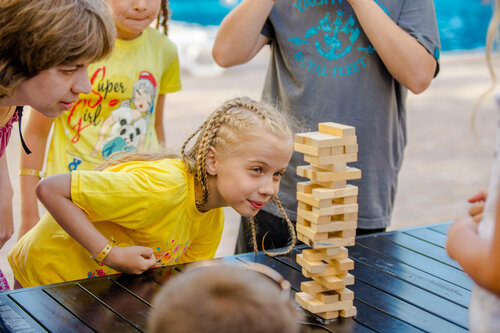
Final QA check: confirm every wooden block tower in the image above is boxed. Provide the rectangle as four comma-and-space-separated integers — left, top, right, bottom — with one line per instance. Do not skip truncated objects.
294, 122, 361, 320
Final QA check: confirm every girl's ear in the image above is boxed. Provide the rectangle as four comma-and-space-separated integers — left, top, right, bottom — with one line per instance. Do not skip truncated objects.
205, 146, 218, 176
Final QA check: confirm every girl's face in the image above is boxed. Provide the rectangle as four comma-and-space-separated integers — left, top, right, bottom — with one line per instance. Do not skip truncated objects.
108, 0, 161, 40
208, 132, 293, 217
13, 63, 92, 118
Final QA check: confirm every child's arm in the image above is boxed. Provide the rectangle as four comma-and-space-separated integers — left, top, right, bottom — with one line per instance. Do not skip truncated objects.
447, 188, 500, 296
18, 111, 53, 239
0, 154, 14, 249
155, 94, 166, 147
347, 0, 437, 94
212, 0, 274, 67
36, 174, 157, 274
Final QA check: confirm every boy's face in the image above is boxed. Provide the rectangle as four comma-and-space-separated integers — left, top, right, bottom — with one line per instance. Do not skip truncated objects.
14, 63, 92, 118
108, 0, 161, 40
208, 132, 293, 217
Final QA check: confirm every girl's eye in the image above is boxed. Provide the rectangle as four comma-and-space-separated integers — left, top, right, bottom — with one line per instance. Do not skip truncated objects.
273, 171, 284, 178
61, 68, 77, 75
251, 167, 262, 174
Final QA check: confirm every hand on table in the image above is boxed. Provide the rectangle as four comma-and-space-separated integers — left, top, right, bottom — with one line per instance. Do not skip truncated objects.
103, 245, 156, 275
446, 215, 478, 260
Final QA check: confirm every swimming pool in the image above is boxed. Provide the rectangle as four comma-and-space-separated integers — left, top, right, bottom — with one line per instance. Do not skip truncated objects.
168, 0, 493, 53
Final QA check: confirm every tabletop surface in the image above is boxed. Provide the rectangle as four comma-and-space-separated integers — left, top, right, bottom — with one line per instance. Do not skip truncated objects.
0, 222, 471, 333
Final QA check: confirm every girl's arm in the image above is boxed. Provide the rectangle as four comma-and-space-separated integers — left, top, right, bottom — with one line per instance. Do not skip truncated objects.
154, 94, 166, 147
0, 154, 14, 249
447, 187, 500, 296
212, 0, 273, 67
347, 0, 437, 94
18, 111, 53, 239
36, 173, 157, 274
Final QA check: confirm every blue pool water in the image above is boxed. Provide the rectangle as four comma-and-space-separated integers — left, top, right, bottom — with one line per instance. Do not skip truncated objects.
168, 0, 494, 53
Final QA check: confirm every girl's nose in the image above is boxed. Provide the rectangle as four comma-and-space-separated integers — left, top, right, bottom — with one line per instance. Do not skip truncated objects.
259, 178, 277, 197
133, 0, 147, 11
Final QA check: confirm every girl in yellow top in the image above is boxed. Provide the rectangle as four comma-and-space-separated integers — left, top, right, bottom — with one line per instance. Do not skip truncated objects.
9, 97, 297, 287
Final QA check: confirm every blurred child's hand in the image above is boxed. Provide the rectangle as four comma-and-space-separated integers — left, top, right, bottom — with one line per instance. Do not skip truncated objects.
468, 188, 488, 223
103, 245, 156, 275
446, 215, 479, 260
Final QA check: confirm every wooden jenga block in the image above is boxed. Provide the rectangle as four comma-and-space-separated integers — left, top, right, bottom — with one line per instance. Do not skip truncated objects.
302, 266, 348, 278
295, 292, 353, 313
297, 191, 358, 209
294, 143, 332, 157
301, 280, 330, 294
344, 144, 358, 153
318, 122, 356, 137
296, 253, 330, 274
337, 288, 354, 301
340, 306, 357, 318
301, 247, 348, 261
297, 208, 358, 225
312, 273, 354, 290
295, 132, 357, 148
311, 184, 358, 201
299, 218, 357, 233
296, 224, 356, 242
304, 152, 357, 165
297, 165, 362, 183
317, 290, 339, 304
317, 311, 340, 320
298, 201, 358, 217
310, 162, 348, 172
297, 232, 355, 248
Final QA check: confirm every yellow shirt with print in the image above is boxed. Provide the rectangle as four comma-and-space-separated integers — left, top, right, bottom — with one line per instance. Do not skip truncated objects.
45, 27, 181, 175
9, 159, 224, 287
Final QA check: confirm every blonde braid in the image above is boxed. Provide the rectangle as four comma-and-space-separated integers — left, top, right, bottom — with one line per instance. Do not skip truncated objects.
250, 197, 296, 257
156, 0, 169, 35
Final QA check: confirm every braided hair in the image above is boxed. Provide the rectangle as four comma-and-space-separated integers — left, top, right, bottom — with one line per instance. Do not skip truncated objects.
156, 0, 169, 35
181, 96, 296, 256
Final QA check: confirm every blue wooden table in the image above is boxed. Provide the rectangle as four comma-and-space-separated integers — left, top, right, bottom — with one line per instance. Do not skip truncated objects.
0, 222, 471, 332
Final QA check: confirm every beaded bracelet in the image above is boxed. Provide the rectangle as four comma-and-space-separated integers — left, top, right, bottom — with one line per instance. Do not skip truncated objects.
91, 239, 115, 265
19, 168, 44, 178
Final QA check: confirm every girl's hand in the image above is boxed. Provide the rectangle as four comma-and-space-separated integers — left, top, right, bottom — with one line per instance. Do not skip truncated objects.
468, 188, 488, 223
103, 245, 156, 275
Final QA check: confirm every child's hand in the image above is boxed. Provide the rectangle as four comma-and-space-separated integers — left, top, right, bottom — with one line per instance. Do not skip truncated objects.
468, 188, 488, 223
446, 215, 478, 260
103, 245, 156, 275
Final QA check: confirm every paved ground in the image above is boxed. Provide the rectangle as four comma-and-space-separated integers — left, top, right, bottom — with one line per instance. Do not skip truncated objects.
1, 49, 497, 287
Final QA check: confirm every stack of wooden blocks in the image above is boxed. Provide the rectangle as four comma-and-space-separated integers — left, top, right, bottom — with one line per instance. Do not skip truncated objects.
294, 122, 361, 320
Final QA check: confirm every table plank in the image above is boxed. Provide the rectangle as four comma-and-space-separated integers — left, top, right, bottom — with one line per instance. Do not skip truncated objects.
78, 278, 151, 331
110, 274, 160, 305
0, 294, 47, 332
354, 300, 425, 333
9, 288, 92, 332
353, 260, 469, 329
44, 284, 140, 332
351, 280, 468, 333
380, 232, 461, 270
356, 236, 473, 289
428, 223, 452, 235
403, 228, 447, 248
350, 243, 470, 307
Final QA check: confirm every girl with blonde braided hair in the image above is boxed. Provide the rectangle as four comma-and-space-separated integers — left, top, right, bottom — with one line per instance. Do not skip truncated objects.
9, 96, 296, 287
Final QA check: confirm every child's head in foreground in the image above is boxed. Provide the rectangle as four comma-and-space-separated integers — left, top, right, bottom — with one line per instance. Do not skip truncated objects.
148, 263, 302, 333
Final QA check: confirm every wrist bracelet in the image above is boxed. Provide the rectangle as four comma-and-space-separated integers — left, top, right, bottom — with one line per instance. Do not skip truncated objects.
91, 238, 115, 265
19, 168, 44, 178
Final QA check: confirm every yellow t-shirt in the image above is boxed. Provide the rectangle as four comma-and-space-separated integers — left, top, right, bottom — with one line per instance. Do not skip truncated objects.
9, 159, 224, 287
45, 27, 181, 175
